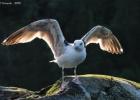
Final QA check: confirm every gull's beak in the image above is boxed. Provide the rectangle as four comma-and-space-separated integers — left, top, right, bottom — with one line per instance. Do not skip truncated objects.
75, 46, 81, 51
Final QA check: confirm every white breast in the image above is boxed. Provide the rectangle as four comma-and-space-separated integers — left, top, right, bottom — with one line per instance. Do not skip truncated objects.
55, 45, 86, 68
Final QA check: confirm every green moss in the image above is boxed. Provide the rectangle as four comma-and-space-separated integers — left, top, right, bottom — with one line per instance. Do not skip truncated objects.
65, 74, 140, 89
46, 80, 62, 96
46, 74, 140, 96
79, 74, 140, 88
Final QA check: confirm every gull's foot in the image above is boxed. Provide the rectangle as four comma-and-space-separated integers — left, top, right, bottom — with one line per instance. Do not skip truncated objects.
60, 81, 69, 91
72, 76, 81, 84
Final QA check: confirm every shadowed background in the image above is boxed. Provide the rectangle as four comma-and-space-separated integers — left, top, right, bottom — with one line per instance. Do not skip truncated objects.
0, 0, 139, 90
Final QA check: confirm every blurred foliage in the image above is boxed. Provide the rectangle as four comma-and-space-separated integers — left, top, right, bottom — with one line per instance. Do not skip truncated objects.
0, 0, 140, 90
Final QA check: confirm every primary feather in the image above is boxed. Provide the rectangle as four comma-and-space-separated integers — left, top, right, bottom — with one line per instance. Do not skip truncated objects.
82, 25, 123, 54
2, 19, 65, 57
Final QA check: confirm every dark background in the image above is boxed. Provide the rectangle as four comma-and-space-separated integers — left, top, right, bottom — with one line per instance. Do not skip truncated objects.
0, 0, 139, 91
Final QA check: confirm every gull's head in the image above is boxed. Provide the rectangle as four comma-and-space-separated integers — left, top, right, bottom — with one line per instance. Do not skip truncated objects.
74, 40, 85, 51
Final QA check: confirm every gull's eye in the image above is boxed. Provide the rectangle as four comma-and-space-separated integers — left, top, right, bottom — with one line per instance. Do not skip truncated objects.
80, 43, 82, 45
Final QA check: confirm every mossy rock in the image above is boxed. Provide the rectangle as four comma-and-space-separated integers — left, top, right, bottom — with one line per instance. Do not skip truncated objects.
0, 74, 140, 100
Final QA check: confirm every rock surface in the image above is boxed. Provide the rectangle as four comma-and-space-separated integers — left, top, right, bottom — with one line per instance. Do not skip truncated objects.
0, 74, 140, 100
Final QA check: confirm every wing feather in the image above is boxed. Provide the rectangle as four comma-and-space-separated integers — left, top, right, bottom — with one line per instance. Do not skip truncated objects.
82, 25, 123, 54
2, 19, 65, 56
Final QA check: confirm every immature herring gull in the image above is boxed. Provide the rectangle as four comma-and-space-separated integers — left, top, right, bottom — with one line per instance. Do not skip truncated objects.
2, 19, 123, 83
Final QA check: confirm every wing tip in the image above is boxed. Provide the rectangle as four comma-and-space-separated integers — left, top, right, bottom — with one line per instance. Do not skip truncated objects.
120, 48, 123, 53
119, 48, 124, 54
107, 47, 123, 55
115, 48, 124, 55
1, 39, 7, 45
1, 39, 13, 46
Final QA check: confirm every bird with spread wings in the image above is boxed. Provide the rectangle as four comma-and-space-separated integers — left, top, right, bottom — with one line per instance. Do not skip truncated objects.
2, 19, 123, 84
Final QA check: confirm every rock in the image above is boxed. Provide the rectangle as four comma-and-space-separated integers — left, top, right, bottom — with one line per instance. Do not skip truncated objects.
0, 74, 140, 100
0, 86, 40, 99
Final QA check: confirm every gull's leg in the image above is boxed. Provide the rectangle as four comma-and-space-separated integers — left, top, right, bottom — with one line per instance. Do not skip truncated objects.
74, 66, 78, 78
60, 67, 68, 90
73, 66, 81, 84
62, 67, 65, 82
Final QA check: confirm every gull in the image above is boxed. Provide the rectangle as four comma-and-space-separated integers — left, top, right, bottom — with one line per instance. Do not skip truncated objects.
2, 19, 123, 84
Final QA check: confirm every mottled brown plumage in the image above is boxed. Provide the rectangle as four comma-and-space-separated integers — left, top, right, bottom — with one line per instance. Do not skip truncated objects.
2, 19, 65, 57
82, 26, 123, 54
2, 19, 123, 84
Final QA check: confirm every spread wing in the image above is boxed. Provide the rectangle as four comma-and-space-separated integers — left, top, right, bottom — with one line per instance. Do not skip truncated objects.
82, 25, 123, 54
2, 19, 65, 57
